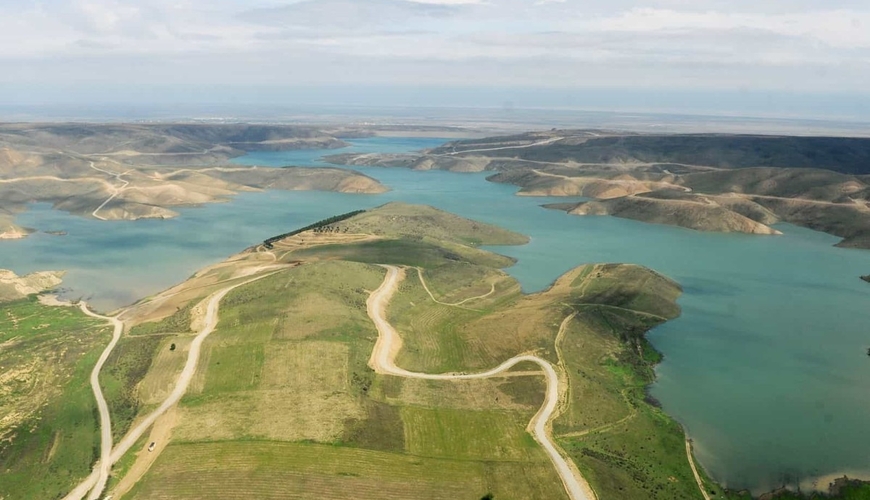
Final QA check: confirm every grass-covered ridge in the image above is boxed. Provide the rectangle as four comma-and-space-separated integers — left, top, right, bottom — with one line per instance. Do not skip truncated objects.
337, 202, 530, 247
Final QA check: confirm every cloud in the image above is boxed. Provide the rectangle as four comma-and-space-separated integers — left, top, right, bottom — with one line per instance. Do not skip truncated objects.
238, 0, 461, 30
592, 8, 870, 48
405, 0, 485, 4
0, 0, 869, 97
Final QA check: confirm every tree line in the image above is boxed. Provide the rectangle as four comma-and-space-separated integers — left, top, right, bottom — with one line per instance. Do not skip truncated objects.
263, 209, 366, 248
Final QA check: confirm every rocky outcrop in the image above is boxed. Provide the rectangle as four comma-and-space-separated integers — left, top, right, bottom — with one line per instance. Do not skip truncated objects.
0, 269, 64, 302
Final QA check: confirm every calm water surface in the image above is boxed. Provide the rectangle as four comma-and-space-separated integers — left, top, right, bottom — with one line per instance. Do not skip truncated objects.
2, 137, 869, 493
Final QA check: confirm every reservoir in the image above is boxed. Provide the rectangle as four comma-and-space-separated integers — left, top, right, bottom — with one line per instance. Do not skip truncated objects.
2, 136, 870, 493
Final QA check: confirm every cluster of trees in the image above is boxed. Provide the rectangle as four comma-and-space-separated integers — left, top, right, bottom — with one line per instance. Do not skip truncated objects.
263, 209, 365, 248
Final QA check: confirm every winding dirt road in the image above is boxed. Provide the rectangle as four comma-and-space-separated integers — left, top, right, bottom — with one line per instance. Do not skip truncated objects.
63, 270, 280, 500
367, 265, 596, 500
89, 161, 130, 221
64, 304, 124, 500
414, 267, 495, 309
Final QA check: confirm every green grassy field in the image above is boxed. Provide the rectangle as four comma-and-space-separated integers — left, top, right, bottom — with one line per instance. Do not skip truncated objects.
102, 336, 164, 441
127, 441, 567, 500
0, 297, 108, 500
292, 237, 517, 269
338, 202, 530, 247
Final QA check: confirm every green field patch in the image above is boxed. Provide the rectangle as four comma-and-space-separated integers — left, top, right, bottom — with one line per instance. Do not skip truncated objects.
293, 238, 515, 269
174, 392, 259, 441
273, 293, 363, 341
210, 308, 276, 346
261, 341, 348, 390
418, 261, 517, 307
341, 401, 405, 452
480, 461, 570, 500
136, 336, 191, 405
563, 404, 712, 500
374, 376, 543, 413
387, 272, 496, 373
203, 343, 264, 394
554, 313, 642, 434
127, 441, 490, 500
401, 407, 542, 462
178, 340, 363, 443
570, 264, 595, 287
570, 264, 681, 320
340, 202, 529, 247
102, 335, 163, 440
496, 375, 547, 408
128, 302, 193, 336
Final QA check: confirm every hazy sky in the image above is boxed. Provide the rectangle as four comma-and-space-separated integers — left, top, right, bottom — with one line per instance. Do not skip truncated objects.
2, 0, 870, 118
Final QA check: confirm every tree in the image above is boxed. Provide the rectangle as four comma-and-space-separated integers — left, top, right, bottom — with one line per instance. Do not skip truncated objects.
170, 343, 176, 351
481, 494, 494, 500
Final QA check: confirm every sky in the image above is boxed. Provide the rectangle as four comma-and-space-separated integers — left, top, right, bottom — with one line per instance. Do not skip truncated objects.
2, 0, 870, 119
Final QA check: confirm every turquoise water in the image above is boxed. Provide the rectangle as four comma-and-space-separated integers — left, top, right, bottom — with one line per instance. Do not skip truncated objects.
2, 137, 869, 493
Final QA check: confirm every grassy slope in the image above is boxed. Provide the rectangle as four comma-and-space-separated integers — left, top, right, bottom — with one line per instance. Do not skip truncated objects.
0, 298, 108, 500
292, 237, 516, 269
554, 265, 712, 500
338, 202, 530, 247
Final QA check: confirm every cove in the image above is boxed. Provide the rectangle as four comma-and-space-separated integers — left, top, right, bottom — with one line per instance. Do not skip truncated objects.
0, 136, 868, 494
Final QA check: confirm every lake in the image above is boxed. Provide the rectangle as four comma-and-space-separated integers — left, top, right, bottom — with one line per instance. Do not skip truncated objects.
2, 136, 870, 493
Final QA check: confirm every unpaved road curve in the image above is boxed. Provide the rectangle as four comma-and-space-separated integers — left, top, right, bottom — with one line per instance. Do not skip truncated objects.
367, 265, 596, 500
415, 267, 495, 308
63, 269, 280, 500
89, 161, 130, 221
63, 304, 124, 500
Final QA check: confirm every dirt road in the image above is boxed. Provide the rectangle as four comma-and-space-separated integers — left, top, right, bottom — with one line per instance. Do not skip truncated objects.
687, 438, 712, 500
88, 161, 130, 220
414, 267, 495, 308
367, 265, 596, 500
61, 304, 124, 500
63, 270, 280, 500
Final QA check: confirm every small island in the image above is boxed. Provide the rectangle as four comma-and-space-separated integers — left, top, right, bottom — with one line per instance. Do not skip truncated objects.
861, 275, 870, 283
